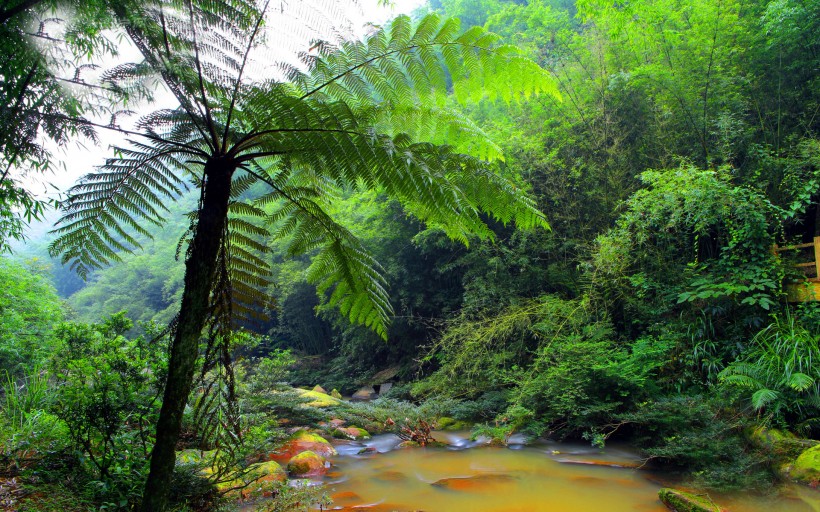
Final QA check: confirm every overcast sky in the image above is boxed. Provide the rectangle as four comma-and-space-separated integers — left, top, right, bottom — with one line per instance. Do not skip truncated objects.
21, 0, 428, 203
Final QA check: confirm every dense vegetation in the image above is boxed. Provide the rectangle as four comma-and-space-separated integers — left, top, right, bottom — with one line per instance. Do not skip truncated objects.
1, 0, 819, 510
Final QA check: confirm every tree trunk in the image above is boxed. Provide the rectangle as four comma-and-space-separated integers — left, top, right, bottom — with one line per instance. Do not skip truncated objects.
141, 156, 234, 511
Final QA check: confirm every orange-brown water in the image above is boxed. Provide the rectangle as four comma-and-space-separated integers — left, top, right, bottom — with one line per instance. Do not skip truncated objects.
312, 433, 820, 512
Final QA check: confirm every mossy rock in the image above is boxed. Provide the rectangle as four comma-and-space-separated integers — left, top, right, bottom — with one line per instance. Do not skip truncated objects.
332, 426, 371, 440
790, 444, 820, 486
287, 450, 327, 476
437, 417, 470, 431
274, 429, 337, 459
748, 426, 818, 462
175, 449, 217, 466
295, 388, 342, 407
215, 460, 287, 499
312, 384, 328, 394
330, 388, 343, 399
658, 488, 724, 512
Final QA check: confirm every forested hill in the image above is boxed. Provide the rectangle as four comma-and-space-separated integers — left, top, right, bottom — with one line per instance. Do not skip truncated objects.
21, 0, 819, 383
3, 0, 819, 506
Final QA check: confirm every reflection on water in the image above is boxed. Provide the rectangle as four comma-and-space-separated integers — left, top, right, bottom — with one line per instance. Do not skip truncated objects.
318, 432, 820, 512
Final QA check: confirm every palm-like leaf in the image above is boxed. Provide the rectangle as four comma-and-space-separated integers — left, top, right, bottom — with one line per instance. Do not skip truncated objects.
47, 4, 557, 507
751, 388, 779, 411
51, 8, 554, 336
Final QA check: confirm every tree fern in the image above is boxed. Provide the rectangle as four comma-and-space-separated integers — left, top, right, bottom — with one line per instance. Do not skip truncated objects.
47, 3, 557, 507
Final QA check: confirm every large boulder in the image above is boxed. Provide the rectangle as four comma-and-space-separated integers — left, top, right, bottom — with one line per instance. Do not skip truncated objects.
658, 488, 724, 512
287, 450, 328, 477
437, 417, 470, 431
351, 386, 377, 401
312, 384, 328, 394
789, 444, 820, 487
219, 461, 287, 499
294, 388, 342, 407
176, 451, 285, 499
748, 426, 818, 462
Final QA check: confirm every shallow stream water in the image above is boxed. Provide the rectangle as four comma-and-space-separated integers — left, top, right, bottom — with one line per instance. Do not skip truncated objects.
310, 432, 820, 512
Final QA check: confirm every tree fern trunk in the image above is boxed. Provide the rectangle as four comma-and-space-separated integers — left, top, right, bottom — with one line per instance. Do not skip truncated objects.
141, 156, 234, 511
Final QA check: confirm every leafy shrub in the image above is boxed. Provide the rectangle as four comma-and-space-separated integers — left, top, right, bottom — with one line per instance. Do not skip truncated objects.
0, 259, 63, 379
622, 395, 773, 490
719, 311, 820, 433
591, 166, 783, 332
450, 391, 509, 422
50, 312, 167, 506
0, 368, 68, 473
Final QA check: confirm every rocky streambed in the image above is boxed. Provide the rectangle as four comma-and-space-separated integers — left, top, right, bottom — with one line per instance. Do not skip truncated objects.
206, 428, 820, 512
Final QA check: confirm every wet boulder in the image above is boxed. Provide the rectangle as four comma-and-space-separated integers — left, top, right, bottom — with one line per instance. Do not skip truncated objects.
437, 417, 470, 431
294, 388, 342, 407
748, 426, 818, 462
658, 488, 725, 512
351, 386, 377, 400
332, 426, 371, 440
222, 461, 287, 499
269, 429, 337, 461
788, 444, 820, 487
287, 450, 328, 477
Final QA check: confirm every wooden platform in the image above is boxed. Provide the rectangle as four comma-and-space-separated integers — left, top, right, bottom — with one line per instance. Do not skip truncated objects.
774, 236, 820, 302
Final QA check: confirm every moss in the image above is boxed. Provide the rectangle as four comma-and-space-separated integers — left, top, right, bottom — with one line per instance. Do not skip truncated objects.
437, 417, 470, 431
295, 388, 342, 407
215, 461, 287, 498
748, 426, 817, 462
658, 488, 723, 512
791, 445, 820, 485
330, 389, 342, 399
332, 426, 371, 440
175, 449, 217, 465
289, 429, 329, 444
287, 450, 327, 476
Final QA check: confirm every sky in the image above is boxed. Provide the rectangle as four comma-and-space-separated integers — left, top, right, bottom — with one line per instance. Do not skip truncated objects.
21, 0, 428, 202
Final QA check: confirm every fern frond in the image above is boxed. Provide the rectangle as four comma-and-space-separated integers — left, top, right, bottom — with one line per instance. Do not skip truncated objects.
296, 13, 560, 106
49, 143, 190, 277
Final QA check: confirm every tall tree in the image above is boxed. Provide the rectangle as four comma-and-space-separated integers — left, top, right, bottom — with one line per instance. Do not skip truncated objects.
49, 1, 556, 509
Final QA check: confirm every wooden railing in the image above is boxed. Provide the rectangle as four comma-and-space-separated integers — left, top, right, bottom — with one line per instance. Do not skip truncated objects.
773, 236, 820, 301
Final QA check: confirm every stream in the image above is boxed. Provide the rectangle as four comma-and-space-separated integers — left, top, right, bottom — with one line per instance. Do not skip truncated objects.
302, 432, 820, 512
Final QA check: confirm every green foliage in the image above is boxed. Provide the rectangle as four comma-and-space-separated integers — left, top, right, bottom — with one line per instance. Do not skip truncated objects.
0, 368, 68, 473
449, 390, 509, 422
719, 311, 820, 432
0, 258, 64, 378
593, 166, 782, 331
0, 181, 49, 254
622, 395, 773, 491
418, 295, 660, 437
50, 9, 554, 340
471, 404, 534, 445
51, 312, 166, 505
252, 480, 331, 512
339, 396, 458, 437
